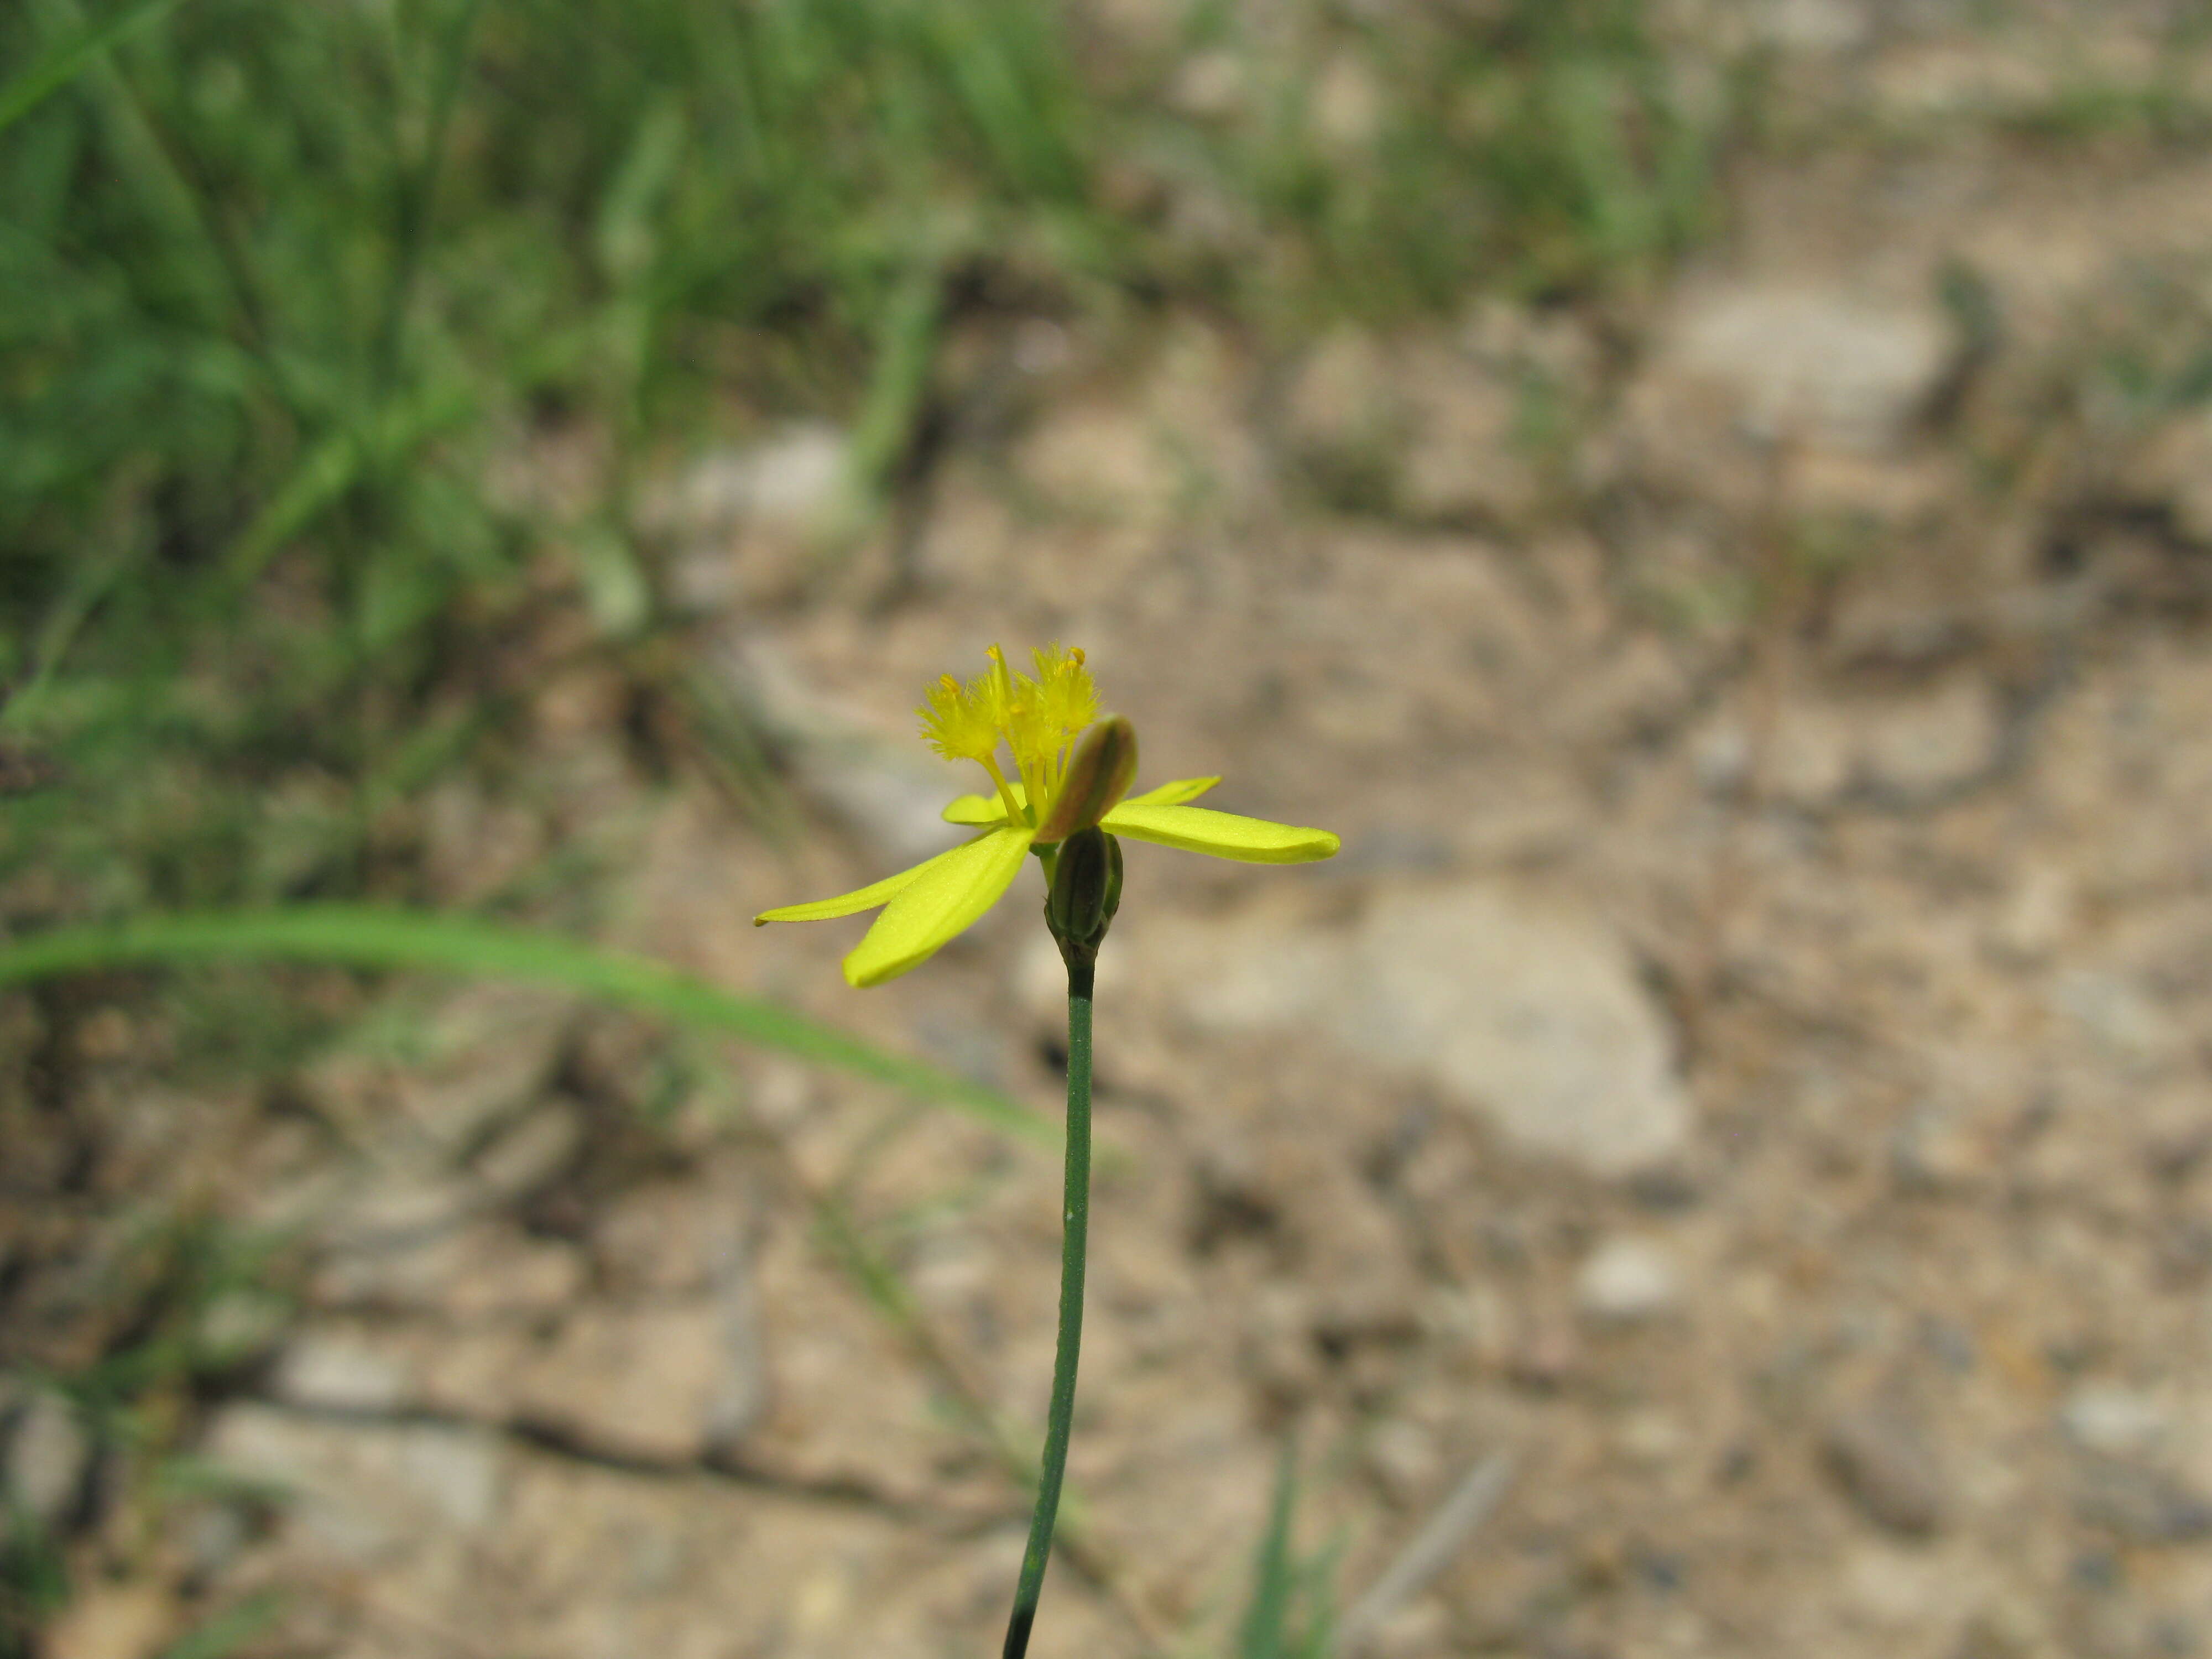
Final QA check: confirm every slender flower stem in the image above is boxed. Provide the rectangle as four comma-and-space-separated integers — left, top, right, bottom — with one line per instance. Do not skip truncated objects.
1001, 957, 1094, 1659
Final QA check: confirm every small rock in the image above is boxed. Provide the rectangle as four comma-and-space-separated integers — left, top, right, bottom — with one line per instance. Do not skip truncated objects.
204, 1405, 503, 1562
1657, 283, 1955, 452
1118, 881, 1691, 1180
1824, 1406, 1945, 1536
1575, 1236, 1683, 1323
4, 1390, 88, 1527
2060, 1386, 2169, 1459
1855, 679, 2000, 801
1344, 884, 1692, 1178
270, 1331, 411, 1414
1615, 1409, 1688, 1467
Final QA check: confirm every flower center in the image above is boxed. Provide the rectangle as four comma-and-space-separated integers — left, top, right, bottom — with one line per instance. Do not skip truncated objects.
917, 644, 1098, 827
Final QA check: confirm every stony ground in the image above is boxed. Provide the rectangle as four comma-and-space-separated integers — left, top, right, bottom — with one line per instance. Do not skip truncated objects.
15, 6, 2212, 1658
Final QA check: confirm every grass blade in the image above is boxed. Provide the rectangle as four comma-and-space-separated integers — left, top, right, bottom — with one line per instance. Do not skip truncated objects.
1240, 1439, 1301, 1659
0, 906, 1053, 1146
0, 0, 187, 136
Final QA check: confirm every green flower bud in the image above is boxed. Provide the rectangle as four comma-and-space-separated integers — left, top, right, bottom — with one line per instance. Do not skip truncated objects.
1046, 827, 1121, 959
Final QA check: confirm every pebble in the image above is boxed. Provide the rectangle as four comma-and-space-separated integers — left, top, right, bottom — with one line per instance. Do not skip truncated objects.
270, 1331, 411, 1414
204, 1405, 503, 1562
1823, 1406, 1946, 1536
1346, 884, 1693, 1178
1855, 680, 2001, 801
2059, 1385, 2169, 1459
1656, 283, 1954, 452
1575, 1237, 1684, 1323
4, 1389, 90, 1527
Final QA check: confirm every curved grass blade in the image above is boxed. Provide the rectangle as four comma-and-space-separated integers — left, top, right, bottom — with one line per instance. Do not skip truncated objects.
0, 906, 1052, 1147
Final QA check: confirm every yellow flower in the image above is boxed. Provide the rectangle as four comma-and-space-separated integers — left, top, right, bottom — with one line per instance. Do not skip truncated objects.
756, 644, 1339, 986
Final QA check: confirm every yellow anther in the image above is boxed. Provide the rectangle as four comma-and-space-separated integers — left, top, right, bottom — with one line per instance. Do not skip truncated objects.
917, 672, 998, 763
915, 643, 1102, 827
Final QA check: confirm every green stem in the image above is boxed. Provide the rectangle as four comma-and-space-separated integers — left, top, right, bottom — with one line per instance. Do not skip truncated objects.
1001, 956, 1093, 1659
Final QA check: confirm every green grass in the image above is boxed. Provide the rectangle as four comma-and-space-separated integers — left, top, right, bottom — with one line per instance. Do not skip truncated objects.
1235, 1442, 1339, 1659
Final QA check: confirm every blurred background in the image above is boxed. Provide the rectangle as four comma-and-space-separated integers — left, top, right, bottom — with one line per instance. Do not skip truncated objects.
7, 0, 2212, 1653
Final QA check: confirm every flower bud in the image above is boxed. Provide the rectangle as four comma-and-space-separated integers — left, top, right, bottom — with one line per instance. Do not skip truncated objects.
1046, 827, 1121, 956
1035, 716, 1138, 845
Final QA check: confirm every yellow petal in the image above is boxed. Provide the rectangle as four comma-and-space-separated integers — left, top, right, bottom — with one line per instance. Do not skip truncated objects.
942, 782, 1027, 826
1120, 775, 1220, 808
754, 837, 979, 925
1100, 801, 1339, 864
843, 826, 1035, 987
